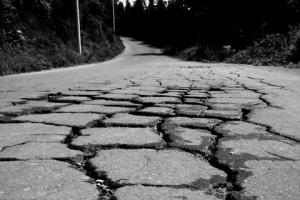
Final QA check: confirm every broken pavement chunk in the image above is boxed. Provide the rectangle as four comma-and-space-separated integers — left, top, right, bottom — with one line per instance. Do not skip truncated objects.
14, 113, 104, 128
115, 185, 221, 200
163, 117, 222, 129
72, 127, 165, 149
0, 101, 68, 116
165, 127, 216, 155
0, 142, 83, 160
0, 123, 71, 150
202, 110, 243, 120
208, 98, 261, 106
62, 90, 101, 96
0, 160, 98, 200
103, 113, 161, 127
137, 97, 181, 104
90, 149, 226, 185
242, 160, 300, 200
183, 98, 206, 104
218, 139, 300, 161
51, 96, 91, 103
249, 107, 300, 141
55, 104, 135, 114
137, 107, 175, 116
215, 121, 272, 138
176, 105, 208, 117
95, 93, 139, 101
84, 99, 142, 108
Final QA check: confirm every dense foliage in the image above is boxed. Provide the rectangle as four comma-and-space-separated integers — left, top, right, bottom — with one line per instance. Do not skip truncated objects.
0, 0, 124, 75
117, 0, 300, 66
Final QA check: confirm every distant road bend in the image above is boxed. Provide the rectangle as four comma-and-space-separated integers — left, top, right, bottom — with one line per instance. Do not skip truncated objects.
0, 38, 299, 200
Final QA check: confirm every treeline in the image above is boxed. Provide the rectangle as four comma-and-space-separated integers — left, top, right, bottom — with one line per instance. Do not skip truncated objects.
0, 0, 124, 75
117, 0, 300, 66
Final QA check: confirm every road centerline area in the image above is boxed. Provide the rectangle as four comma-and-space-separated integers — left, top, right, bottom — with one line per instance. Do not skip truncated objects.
0, 38, 299, 200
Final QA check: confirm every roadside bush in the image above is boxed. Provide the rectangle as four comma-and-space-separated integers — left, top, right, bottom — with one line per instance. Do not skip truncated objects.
175, 43, 236, 62
0, 0, 124, 76
228, 25, 300, 66
289, 26, 300, 63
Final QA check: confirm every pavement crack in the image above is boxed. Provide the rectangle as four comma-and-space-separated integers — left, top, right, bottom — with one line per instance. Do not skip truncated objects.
245, 121, 300, 143
156, 118, 171, 147
266, 151, 298, 161
0, 141, 32, 152
240, 83, 282, 109
246, 76, 288, 90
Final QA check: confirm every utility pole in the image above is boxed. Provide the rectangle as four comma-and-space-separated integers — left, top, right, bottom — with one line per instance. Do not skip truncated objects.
112, 0, 116, 40
76, 0, 82, 54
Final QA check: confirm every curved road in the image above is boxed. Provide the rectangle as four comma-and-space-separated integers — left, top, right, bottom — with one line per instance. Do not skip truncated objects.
0, 38, 299, 200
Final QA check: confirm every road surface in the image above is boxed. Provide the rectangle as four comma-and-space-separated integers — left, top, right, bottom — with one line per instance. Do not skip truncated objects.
0, 38, 299, 200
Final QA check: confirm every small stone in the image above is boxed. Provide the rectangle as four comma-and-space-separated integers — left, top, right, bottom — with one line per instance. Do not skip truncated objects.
96, 179, 105, 184
56, 104, 135, 114
90, 149, 226, 185
104, 113, 161, 127
14, 113, 104, 128
115, 185, 221, 200
0, 160, 98, 200
0, 142, 83, 160
72, 127, 165, 149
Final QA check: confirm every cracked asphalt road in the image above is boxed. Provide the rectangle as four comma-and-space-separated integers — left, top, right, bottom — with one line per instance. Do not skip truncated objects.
0, 38, 300, 200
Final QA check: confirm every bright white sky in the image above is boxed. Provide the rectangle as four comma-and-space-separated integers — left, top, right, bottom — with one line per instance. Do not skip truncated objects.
119, 0, 151, 5
119, 0, 134, 5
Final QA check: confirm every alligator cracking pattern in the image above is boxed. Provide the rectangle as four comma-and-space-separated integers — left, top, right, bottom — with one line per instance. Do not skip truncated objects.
0, 68, 297, 200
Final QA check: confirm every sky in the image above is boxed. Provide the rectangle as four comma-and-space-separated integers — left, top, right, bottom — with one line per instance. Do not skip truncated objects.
119, 0, 134, 5
119, 0, 151, 5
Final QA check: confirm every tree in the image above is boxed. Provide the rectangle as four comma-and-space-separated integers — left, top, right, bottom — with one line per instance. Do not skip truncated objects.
132, 0, 146, 14
148, 0, 155, 10
0, 0, 18, 47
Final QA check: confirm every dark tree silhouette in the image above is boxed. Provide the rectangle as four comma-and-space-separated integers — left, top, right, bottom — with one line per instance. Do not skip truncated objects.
118, 0, 299, 48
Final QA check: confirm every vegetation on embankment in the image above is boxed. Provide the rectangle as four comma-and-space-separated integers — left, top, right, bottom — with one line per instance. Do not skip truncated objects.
176, 25, 300, 67
0, 0, 124, 76
117, 0, 300, 67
